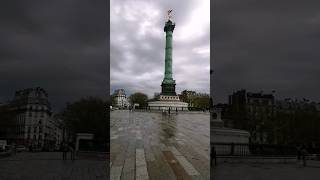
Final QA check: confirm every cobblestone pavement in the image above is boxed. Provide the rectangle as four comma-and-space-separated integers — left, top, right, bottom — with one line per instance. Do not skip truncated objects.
213, 162, 320, 180
110, 110, 210, 180
0, 152, 107, 180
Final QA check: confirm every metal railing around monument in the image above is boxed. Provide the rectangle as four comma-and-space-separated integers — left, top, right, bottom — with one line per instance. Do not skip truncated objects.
212, 142, 298, 157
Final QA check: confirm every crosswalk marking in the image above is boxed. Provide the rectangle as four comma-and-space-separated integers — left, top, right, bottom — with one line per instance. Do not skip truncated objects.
136, 149, 149, 180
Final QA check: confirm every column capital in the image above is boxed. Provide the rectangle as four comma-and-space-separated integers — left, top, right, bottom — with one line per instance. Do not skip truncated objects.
164, 20, 175, 32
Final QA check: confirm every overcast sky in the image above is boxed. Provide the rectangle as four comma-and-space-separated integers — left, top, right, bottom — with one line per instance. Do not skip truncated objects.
110, 0, 210, 98
212, 0, 320, 103
1, 0, 319, 109
0, 0, 108, 111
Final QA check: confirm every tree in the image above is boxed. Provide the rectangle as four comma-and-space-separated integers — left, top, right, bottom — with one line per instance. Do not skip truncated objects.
193, 95, 210, 110
60, 97, 108, 151
129, 92, 148, 108
152, 93, 160, 101
0, 105, 17, 138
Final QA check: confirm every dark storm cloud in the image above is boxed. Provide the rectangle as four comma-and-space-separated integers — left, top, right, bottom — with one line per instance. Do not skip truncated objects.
110, 0, 210, 98
0, 0, 108, 111
212, 0, 320, 103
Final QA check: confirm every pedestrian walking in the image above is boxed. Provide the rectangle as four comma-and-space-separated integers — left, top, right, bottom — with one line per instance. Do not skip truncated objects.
210, 145, 213, 166
296, 145, 301, 161
69, 142, 75, 161
301, 145, 308, 167
61, 142, 68, 160
11, 144, 16, 156
211, 145, 217, 167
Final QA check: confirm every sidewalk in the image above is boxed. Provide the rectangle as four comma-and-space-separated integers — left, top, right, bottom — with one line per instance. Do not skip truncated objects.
0, 152, 107, 180
213, 162, 320, 180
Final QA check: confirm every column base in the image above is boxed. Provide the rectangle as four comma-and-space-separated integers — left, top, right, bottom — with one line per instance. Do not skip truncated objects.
161, 82, 176, 96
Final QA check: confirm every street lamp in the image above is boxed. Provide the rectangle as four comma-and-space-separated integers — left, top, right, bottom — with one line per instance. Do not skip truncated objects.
37, 120, 41, 148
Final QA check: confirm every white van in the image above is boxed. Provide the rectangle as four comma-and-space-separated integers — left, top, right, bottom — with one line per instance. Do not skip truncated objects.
0, 140, 7, 152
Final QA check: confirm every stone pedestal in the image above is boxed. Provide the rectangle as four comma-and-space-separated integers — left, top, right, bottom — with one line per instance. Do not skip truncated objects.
161, 82, 176, 96
148, 100, 188, 111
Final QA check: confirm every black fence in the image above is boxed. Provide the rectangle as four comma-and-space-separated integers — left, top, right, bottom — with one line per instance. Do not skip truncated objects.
212, 143, 303, 157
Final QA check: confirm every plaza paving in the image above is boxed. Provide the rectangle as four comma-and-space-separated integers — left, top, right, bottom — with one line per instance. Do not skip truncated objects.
212, 162, 320, 180
110, 110, 210, 180
0, 152, 107, 180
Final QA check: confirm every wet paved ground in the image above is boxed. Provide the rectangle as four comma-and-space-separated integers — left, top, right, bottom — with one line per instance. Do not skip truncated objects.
213, 162, 320, 180
110, 110, 210, 180
0, 152, 107, 180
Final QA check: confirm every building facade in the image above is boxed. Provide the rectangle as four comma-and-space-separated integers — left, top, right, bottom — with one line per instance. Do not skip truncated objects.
228, 90, 275, 143
112, 89, 130, 108
179, 90, 196, 107
7, 87, 63, 150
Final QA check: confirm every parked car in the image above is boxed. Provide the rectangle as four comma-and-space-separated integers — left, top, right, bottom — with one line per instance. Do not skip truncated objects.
16, 145, 28, 152
0, 140, 7, 152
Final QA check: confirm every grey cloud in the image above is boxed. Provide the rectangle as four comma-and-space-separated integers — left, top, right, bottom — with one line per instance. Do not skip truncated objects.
110, 0, 210, 97
212, 0, 320, 103
0, 0, 108, 111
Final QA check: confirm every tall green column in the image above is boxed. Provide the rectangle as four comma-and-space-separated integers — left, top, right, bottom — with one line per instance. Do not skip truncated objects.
161, 20, 176, 96
165, 31, 173, 80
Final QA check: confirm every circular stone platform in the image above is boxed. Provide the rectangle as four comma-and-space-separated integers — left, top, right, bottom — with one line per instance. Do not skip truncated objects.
148, 100, 188, 110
